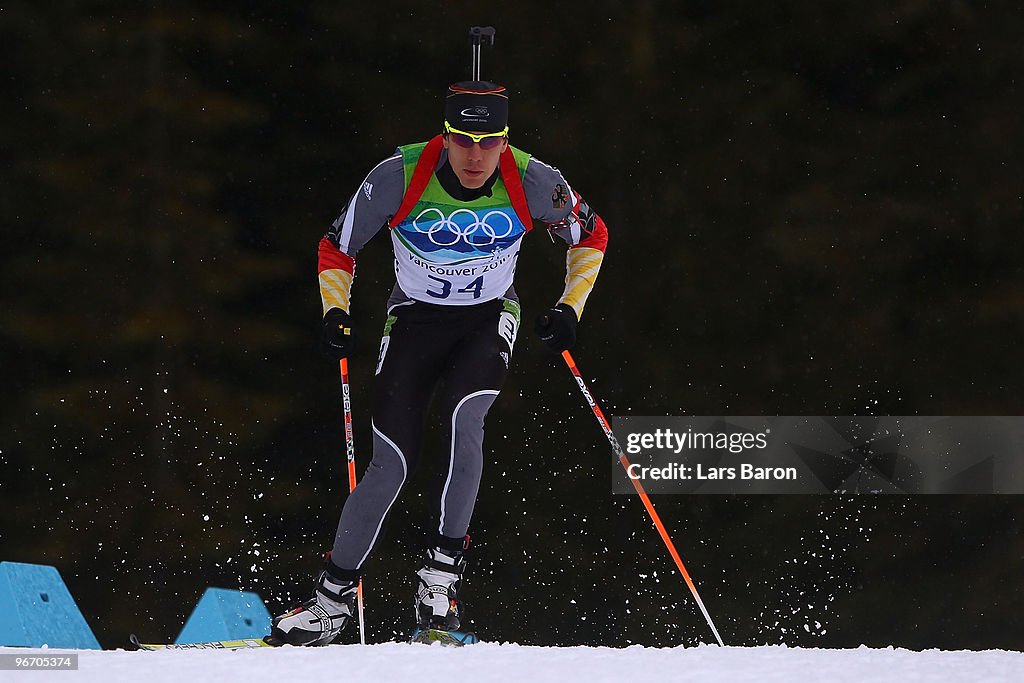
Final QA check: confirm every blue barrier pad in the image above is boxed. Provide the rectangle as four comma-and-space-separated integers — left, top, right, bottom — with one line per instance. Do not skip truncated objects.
0, 562, 101, 649
176, 587, 272, 644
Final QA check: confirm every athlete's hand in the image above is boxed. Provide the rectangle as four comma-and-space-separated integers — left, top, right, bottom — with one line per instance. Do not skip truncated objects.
320, 308, 355, 359
534, 304, 577, 352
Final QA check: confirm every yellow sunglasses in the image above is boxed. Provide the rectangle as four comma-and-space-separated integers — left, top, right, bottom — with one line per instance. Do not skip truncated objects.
444, 121, 509, 149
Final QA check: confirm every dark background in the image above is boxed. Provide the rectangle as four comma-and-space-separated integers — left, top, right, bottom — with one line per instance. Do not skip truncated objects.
2, 2, 1022, 650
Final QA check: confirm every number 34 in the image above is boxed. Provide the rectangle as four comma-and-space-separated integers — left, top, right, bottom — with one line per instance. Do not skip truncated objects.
427, 275, 484, 299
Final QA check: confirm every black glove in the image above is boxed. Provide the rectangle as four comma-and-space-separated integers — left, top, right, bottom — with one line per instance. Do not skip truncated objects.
534, 303, 578, 352
320, 308, 354, 359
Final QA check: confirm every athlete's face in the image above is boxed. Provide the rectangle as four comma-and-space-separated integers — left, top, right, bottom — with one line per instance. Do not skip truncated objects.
443, 132, 508, 189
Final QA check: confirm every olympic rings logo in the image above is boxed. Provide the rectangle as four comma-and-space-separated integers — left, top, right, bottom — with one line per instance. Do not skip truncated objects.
412, 207, 516, 247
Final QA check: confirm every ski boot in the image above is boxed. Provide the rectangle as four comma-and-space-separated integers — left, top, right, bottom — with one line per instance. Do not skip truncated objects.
271, 559, 358, 646
414, 546, 466, 631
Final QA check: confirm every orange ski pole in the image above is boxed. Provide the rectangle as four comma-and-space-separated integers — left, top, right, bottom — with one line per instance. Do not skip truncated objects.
339, 357, 366, 644
560, 350, 725, 646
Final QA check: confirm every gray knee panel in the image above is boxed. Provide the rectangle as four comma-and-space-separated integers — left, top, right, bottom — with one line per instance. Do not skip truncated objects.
438, 390, 499, 538
331, 423, 408, 570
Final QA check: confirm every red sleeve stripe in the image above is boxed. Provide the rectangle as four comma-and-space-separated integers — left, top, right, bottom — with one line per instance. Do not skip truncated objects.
318, 237, 355, 274
576, 213, 609, 252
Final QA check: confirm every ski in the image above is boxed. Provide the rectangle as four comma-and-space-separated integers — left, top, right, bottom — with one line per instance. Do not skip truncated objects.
409, 627, 479, 647
131, 630, 478, 650
130, 633, 282, 651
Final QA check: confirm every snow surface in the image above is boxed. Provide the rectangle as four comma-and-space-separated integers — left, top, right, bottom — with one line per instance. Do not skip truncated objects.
3, 644, 1022, 683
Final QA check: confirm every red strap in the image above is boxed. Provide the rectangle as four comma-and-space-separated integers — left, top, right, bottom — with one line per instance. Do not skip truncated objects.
390, 136, 534, 232
499, 147, 534, 232
389, 136, 445, 228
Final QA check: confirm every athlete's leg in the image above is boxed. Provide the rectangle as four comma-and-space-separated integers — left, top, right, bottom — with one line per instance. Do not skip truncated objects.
433, 299, 520, 542
411, 300, 518, 630
330, 306, 454, 572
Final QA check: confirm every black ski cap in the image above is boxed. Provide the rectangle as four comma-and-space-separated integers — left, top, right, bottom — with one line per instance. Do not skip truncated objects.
445, 81, 509, 133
